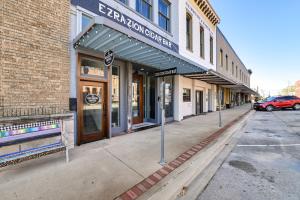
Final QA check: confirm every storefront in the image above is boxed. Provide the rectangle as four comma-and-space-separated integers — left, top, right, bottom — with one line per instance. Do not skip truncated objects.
71, 0, 207, 144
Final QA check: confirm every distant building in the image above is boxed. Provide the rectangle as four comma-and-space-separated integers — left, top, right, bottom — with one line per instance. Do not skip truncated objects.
296, 80, 300, 97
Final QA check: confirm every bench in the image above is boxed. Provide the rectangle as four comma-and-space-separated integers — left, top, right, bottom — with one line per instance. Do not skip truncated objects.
0, 120, 69, 168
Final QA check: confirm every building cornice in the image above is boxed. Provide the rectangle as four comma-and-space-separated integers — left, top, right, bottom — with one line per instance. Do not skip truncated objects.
194, 0, 220, 25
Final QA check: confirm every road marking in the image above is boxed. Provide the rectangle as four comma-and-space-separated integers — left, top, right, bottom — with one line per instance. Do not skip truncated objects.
237, 144, 300, 147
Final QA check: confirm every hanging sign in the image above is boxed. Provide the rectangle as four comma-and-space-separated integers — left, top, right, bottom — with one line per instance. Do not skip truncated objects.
104, 49, 114, 66
153, 68, 177, 77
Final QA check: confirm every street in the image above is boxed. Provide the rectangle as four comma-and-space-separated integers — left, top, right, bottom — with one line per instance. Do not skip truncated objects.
197, 110, 300, 200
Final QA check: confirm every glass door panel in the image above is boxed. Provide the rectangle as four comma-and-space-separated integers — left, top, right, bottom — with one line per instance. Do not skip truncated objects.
164, 76, 174, 118
132, 74, 144, 124
79, 81, 106, 144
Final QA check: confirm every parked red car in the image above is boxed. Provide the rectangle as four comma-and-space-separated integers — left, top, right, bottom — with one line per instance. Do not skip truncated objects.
253, 96, 300, 111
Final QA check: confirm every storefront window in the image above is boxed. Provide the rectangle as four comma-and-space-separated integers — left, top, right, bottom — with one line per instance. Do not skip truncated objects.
80, 57, 106, 78
164, 76, 173, 118
183, 88, 191, 102
112, 66, 120, 127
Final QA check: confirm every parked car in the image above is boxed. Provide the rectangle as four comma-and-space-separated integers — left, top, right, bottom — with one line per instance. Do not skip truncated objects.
253, 96, 300, 111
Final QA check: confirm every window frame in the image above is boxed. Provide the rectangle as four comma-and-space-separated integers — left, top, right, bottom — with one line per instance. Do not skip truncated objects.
158, 0, 171, 32
81, 13, 93, 32
210, 36, 214, 64
219, 49, 223, 67
183, 88, 191, 102
136, 0, 153, 20
200, 26, 205, 58
186, 12, 193, 51
225, 54, 228, 71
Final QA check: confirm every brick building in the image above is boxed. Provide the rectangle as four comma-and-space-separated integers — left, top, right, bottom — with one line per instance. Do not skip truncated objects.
0, 0, 70, 117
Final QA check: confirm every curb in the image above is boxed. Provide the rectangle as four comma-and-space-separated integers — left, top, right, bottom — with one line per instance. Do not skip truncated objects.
115, 109, 252, 200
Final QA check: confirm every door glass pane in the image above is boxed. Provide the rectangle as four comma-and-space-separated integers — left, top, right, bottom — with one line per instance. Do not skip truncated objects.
164, 76, 173, 118
112, 66, 120, 127
82, 85, 102, 135
132, 80, 140, 117
149, 77, 156, 119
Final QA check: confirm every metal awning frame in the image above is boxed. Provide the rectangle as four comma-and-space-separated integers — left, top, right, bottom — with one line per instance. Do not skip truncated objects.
183, 69, 237, 86
73, 16, 208, 75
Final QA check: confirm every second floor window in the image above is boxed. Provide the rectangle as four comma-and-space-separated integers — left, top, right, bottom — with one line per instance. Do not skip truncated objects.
158, 0, 170, 32
210, 36, 213, 64
82, 14, 92, 31
225, 55, 228, 71
236, 66, 238, 77
200, 26, 205, 58
118, 0, 127, 4
232, 62, 234, 75
219, 49, 223, 67
136, 0, 152, 20
186, 13, 193, 51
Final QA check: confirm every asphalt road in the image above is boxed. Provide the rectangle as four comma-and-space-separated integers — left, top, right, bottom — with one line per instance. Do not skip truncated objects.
197, 110, 300, 200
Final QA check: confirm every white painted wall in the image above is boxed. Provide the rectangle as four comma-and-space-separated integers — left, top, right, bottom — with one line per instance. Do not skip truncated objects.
177, 0, 217, 70
174, 76, 214, 121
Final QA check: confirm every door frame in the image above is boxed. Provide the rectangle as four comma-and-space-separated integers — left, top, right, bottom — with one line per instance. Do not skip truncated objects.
132, 73, 144, 124
78, 81, 108, 145
77, 53, 109, 145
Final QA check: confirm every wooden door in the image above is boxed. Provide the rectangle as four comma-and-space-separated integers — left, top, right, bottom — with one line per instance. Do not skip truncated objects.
78, 81, 107, 144
132, 74, 144, 124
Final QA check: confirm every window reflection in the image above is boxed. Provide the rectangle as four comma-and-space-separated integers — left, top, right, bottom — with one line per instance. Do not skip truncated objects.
82, 14, 92, 31
112, 66, 120, 127
80, 57, 105, 78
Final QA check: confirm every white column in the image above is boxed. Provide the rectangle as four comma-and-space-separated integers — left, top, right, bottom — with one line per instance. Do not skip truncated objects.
173, 75, 180, 121
153, 0, 159, 25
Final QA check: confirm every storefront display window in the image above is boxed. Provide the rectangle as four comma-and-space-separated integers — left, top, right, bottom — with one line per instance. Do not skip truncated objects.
112, 66, 120, 127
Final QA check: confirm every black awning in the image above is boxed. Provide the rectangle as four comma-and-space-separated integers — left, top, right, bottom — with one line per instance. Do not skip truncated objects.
183, 69, 237, 85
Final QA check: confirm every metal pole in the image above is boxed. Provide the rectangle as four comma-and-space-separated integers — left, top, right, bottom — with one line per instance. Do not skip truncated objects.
218, 87, 222, 127
160, 79, 166, 165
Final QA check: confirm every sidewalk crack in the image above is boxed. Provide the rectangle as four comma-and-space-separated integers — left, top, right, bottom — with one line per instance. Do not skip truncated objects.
104, 148, 145, 179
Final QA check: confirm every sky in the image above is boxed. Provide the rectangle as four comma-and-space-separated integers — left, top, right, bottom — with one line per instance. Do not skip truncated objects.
210, 0, 300, 95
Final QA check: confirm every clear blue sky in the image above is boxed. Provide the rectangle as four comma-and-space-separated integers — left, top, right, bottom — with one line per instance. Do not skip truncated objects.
210, 0, 300, 95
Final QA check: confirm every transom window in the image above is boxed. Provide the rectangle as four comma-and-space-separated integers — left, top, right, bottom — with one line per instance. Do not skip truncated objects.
158, 0, 170, 32
186, 12, 193, 51
80, 57, 106, 78
136, 0, 152, 20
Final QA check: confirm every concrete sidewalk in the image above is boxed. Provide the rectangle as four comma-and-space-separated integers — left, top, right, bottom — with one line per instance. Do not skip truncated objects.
0, 104, 251, 200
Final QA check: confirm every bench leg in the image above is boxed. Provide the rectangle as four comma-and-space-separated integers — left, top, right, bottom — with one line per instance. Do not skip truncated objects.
66, 147, 69, 163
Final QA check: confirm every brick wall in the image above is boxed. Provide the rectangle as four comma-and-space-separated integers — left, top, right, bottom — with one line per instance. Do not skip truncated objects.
0, 0, 70, 117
